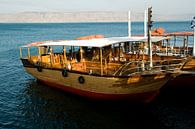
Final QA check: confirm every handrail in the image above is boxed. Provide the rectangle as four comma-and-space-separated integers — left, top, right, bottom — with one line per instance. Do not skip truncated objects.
113, 61, 137, 76
113, 59, 186, 76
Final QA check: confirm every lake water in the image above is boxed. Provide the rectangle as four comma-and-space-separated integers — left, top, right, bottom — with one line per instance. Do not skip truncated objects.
0, 22, 195, 129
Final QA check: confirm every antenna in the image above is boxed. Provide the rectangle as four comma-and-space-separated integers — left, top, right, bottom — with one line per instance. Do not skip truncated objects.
144, 10, 147, 37
128, 10, 131, 37
147, 7, 153, 69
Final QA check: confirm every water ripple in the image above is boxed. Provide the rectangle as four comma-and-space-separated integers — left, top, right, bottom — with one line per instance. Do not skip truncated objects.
0, 22, 194, 129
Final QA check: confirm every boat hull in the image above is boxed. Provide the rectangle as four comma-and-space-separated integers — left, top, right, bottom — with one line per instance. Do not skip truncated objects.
165, 57, 195, 88
37, 78, 160, 103
166, 74, 195, 88
23, 65, 171, 103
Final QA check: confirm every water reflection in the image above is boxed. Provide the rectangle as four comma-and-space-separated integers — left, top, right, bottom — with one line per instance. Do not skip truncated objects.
19, 80, 163, 129
1, 22, 195, 129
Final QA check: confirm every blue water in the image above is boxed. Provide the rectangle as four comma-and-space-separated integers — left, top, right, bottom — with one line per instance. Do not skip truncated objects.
0, 22, 195, 129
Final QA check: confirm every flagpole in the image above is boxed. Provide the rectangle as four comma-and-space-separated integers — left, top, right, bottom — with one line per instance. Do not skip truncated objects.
128, 10, 131, 37
192, 16, 195, 56
144, 10, 147, 37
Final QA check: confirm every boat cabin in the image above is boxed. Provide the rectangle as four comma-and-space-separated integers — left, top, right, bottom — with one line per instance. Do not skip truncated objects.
20, 36, 185, 76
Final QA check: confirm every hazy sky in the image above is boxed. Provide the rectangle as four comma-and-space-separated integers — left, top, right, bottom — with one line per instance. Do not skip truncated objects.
0, 0, 194, 15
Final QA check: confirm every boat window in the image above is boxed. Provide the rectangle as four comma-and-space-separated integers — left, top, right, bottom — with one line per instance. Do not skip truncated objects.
83, 47, 94, 61
52, 46, 63, 54
29, 47, 38, 56
20, 47, 28, 58
65, 46, 80, 61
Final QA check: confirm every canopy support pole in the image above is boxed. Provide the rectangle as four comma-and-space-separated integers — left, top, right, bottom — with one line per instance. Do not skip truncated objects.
28, 47, 31, 59
38, 47, 41, 62
80, 47, 83, 62
20, 48, 22, 58
100, 48, 103, 76
63, 47, 67, 65
193, 27, 195, 56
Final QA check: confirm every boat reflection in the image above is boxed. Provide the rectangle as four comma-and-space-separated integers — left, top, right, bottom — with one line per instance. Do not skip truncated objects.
19, 80, 162, 129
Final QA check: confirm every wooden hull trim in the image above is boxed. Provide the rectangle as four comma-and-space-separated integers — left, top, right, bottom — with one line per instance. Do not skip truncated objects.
38, 78, 160, 103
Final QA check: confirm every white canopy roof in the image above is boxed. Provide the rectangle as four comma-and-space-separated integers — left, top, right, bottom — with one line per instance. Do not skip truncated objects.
21, 36, 170, 48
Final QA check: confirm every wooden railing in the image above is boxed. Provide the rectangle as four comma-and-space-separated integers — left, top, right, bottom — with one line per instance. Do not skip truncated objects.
26, 53, 187, 76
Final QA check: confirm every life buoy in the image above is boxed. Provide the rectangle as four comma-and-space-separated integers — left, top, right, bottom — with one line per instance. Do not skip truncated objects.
62, 69, 68, 77
37, 66, 42, 72
36, 62, 42, 72
78, 76, 85, 84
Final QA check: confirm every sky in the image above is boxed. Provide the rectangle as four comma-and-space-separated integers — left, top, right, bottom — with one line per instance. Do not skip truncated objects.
0, 0, 194, 15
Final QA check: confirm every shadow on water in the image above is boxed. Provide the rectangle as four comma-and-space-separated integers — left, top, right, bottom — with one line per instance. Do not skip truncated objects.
159, 83, 195, 107
6, 79, 194, 129
150, 84, 195, 129
17, 80, 164, 129
15, 79, 195, 129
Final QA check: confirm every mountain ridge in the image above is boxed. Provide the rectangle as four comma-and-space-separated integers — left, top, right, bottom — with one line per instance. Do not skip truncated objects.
0, 11, 193, 23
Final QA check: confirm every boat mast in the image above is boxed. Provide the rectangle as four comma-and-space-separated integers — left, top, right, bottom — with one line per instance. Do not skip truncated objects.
128, 10, 131, 37
147, 7, 153, 69
144, 10, 147, 37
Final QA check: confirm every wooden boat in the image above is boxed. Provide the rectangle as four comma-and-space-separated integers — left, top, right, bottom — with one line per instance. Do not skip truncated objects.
20, 36, 175, 103
122, 35, 187, 71
151, 29, 195, 87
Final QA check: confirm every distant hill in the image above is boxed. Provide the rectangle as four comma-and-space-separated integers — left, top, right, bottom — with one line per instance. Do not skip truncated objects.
0, 11, 193, 23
